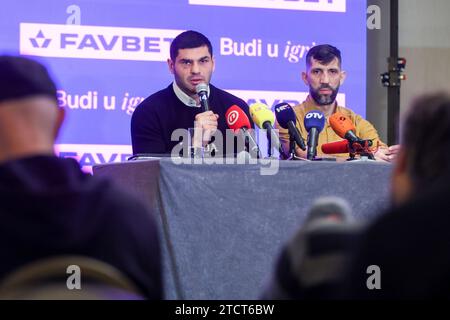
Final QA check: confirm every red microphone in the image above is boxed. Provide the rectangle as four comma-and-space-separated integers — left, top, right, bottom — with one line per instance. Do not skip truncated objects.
321, 140, 349, 154
322, 139, 375, 161
225, 105, 260, 158
225, 105, 252, 133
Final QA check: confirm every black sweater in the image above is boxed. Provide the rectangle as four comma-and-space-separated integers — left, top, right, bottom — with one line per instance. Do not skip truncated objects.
131, 83, 252, 155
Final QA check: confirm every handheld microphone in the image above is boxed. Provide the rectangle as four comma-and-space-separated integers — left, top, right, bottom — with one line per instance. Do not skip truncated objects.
274, 103, 306, 152
321, 140, 349, 154
329, 112, 372, 147
225, 105, 261, 158
304, 110, 325, 160
249, 103, 286, 158
195, 83, 209, 112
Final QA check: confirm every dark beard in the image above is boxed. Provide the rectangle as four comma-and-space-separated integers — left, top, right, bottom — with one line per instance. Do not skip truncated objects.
310, 84, 339, 106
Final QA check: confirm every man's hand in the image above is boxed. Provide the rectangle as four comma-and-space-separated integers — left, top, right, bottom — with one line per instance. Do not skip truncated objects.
193, 111, 219, 147
374, 144, 400, 162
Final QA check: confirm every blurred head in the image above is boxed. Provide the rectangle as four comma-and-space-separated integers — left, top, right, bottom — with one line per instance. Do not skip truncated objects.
302, 44, 346, 106
0, 56, 64, 162
392, 92, 450, 205
167, 30, 215, 97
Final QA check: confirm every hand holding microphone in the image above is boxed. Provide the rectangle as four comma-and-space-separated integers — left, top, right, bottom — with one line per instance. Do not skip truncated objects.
193, 111, 219, 148
192, 83, 219, 147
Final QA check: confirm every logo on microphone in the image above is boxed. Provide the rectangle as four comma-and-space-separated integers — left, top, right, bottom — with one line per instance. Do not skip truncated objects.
250, 104, 264, 113
305, 112, 324, 119
275, 105, 289, 113
227, 110, 239, 126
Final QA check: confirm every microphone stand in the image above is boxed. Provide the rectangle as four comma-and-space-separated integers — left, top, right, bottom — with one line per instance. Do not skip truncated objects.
346, 140, 376, 161
267, 129, 273, 158
288, 134, 297, 160
266, 126, 287, 159
244, 133, 261, 159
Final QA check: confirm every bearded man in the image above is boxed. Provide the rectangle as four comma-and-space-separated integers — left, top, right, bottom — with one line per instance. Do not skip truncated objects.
276, 44, 399, 161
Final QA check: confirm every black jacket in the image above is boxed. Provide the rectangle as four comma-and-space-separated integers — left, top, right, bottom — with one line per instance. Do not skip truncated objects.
0, 155, 162, 299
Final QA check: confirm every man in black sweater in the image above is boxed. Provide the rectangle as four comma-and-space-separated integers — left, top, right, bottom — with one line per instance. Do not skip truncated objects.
131, 30, 252, 156
0, 56, 162, 299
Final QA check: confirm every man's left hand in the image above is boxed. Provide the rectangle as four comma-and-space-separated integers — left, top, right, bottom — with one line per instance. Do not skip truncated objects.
374, 144, 400, 162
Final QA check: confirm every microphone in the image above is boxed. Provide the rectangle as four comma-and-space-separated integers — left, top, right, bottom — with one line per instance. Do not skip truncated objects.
329, 112, 372, 147
225, 105, 261, 158
304, 110, 325, 160
321, 140, 349, 154
274, 103, 306, 152
195, 83, 209, 112
249, 103, 286, 158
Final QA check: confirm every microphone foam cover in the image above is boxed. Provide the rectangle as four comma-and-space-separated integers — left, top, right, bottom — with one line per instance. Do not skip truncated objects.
195, 83, 208, 94
304, 110, 325, 132
329, 112, 356, 139
225, 105, 251, 132
321, 140, 349, 154
274, 103, 296, 129
249, 103, 275, 129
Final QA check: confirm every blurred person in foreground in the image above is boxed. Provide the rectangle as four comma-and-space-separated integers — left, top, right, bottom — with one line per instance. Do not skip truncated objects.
343, 92, 450, 298
264, 92, 450, 299
0, 55, 162, 299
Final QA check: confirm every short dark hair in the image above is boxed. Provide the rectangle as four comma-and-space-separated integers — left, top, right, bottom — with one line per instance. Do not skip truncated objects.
402, 92, 450, 189
305, 44, 342, 68
170, 30, 213, 61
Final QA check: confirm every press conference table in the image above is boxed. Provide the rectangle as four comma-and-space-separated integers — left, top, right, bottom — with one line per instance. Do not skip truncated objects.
93, 158, 392, 299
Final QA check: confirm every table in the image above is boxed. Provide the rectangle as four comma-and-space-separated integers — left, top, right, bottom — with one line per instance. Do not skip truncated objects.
93, 158, 392, 299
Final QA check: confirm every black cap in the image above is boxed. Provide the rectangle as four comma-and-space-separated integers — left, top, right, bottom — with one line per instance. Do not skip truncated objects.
0, 55, 57, 104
